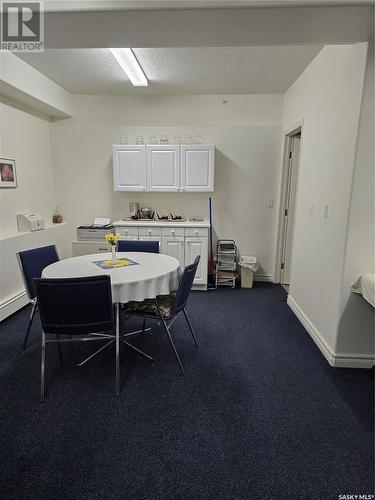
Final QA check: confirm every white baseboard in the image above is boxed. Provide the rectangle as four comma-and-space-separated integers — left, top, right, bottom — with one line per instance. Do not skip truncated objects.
287, 295, 374, 369
0, 290, 29, 322
254, 274, 274, 282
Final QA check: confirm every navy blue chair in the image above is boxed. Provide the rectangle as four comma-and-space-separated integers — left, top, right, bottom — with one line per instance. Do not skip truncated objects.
34, 275, 118, 401
17, 245, 59, 349
125, 256, 200, 375
117, 240, 159, 253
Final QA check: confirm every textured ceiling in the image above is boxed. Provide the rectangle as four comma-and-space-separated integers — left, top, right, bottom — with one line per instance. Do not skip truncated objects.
18, 46, 322, 95
44, 1, 373, 12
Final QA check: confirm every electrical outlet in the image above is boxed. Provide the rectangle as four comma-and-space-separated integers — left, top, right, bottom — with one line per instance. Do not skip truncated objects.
267, 199, 274, 208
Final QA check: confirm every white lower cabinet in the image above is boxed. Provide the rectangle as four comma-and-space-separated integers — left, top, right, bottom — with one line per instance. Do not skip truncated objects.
161, 237, 185, 270
113, 222, 209, 289
185, 237, 208, 287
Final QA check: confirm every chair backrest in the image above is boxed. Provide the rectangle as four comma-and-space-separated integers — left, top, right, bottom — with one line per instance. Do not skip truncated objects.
34, 275, 114, 336
17, 245, 59, 300
117, 239, 159, 253
172, 256, 200, 315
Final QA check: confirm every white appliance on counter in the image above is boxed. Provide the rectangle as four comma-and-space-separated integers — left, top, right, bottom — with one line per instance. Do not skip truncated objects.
17, 212, 45, 232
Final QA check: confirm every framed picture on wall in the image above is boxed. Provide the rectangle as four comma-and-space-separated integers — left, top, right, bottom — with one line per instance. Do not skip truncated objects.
0, 159, 17, 188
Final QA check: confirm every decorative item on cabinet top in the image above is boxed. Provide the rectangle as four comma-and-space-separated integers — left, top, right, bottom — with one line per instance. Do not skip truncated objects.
112, 144, 215, 193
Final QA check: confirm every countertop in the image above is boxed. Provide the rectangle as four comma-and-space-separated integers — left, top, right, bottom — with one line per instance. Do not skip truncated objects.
113, 219, 210, 228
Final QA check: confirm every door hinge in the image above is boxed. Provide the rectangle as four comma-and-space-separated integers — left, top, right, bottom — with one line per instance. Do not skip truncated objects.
289, 151, 293, 159
281, 262, 285, 270
284, 209, 288, 216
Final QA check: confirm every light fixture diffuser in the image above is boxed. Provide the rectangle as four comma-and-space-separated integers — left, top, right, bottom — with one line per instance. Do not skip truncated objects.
110, 48, 148, 87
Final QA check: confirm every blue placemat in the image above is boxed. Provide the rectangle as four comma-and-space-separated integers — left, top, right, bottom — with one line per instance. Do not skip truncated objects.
93, 258, 139, 270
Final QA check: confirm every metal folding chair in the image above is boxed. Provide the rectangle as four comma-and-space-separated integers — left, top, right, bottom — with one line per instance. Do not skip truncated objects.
125, 256, 200, 375
17, 245, 59, 350
117, 240, 159, 253
34, 275, 119, 401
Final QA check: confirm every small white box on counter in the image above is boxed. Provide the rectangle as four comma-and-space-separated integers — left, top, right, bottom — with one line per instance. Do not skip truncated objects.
17, 212, 45, 232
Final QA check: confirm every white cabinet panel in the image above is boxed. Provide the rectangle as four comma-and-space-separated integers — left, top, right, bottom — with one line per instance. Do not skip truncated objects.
138, 226, 162, 238
72, 241, 111, 257
181, 145, 215, 192
116, 227, 139, 238
161, 227, 185, 238
185, 227, 209, 238
185, 238, 208, 286
147, 145, 180, 192
113, 223, 209, 290
161, 237, 185, 270
113, 145, 146, 192
113, 144, 214, 192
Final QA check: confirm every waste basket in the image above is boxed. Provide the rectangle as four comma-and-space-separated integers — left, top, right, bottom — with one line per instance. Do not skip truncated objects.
239, 256, 258, 289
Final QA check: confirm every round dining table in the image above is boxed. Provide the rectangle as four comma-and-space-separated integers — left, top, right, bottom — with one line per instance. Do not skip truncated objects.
42, 252, 181, 303
42, 252, 181, 396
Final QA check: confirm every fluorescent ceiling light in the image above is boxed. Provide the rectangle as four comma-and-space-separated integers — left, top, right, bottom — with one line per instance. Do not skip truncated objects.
110, 48, 148, 87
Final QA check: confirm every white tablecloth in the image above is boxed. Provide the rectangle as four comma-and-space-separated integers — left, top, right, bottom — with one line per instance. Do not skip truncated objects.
42, 252, 180, 303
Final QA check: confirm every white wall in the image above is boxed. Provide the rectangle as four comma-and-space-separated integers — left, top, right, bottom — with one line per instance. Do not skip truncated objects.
336, 43, 374, 358
0, 101, 56, 238
283, 43, 370, 364
50, 94, 283, 278
0, 101, 70, 319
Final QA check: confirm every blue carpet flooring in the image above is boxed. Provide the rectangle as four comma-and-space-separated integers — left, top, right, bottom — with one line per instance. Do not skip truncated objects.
0, 284, 373, 500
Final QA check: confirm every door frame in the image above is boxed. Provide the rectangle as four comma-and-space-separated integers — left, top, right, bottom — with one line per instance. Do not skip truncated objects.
274, 120, 304, 284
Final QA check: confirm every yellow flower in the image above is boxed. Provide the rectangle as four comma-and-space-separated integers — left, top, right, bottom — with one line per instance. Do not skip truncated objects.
105, 232, 119, 245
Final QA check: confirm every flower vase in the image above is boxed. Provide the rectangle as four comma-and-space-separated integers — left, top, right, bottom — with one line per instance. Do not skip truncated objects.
111, 245, 117, 263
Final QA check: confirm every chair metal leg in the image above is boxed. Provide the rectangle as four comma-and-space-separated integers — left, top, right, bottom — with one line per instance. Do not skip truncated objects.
162, 318, 185, 376
123, 341, 154, 362
115, 303, 120, 397
155, 300, 185, 375
23, 300, 37, 350
183, 308, 199, 347
40, 331, 46, 402
77, 339, 114, 367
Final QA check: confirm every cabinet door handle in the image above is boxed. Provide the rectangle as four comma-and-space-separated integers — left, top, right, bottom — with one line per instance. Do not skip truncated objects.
176, 187, 180, 191
125, 229, 128, 233
172, 230, 175, 234
194, 230, 198, 235
182, 188, 185, 192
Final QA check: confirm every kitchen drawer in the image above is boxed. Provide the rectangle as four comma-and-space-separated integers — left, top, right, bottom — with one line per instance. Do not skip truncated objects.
139, 226, 162, 237
184, 227, 208, 238
72, 241, 111, 257
161, 227, 185, 237
116, 226, 139, 238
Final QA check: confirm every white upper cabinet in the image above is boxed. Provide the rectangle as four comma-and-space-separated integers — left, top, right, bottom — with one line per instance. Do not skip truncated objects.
146, 145, 180, 192
181, 145, 215, 192
113, 145, 146, 192
113, 144, 214, 192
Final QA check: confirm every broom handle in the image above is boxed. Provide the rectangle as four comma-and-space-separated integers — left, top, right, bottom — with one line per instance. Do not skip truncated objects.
209, 197, 213, 261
